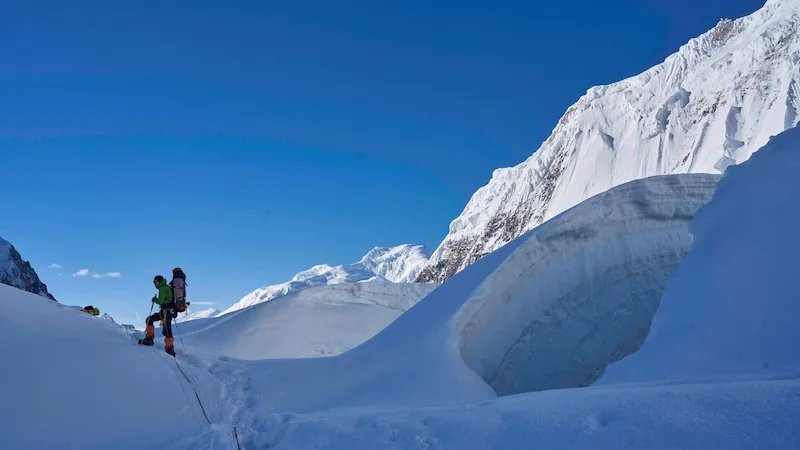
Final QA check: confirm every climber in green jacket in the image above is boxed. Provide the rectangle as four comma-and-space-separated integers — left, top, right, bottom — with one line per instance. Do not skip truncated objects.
81, 305, 100, 316
138, 275, 176, 356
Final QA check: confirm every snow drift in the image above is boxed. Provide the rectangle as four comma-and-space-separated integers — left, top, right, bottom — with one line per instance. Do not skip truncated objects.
222, 244, 431, 315
418, 0, 800, 282
180, 282, 438, 360
600, 123, 800, 386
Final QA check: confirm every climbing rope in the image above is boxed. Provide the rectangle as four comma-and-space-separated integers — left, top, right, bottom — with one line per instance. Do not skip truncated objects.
171, 357, 212, 424
173, 316, 242, 450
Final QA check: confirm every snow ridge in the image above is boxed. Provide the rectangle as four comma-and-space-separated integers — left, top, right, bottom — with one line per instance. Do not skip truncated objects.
222, 244, 431, 315
417, 0, 800, 282
0, 237, 56, 301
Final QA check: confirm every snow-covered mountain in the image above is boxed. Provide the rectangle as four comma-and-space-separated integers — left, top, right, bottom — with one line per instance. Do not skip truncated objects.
358, 244, 432, 283
0, 237, 56, 301
417, 0, 800, 282
222, 244, 431, 315
175, 307, 220, 323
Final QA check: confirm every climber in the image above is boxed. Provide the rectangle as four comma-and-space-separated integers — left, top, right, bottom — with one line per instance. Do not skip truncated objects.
138, 275, 176, 356
81, 305, 100, 316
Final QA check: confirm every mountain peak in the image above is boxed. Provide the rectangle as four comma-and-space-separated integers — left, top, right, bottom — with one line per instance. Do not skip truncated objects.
221, 243, 432, 315
0, 237, 56, 301
417, 0, 800, 282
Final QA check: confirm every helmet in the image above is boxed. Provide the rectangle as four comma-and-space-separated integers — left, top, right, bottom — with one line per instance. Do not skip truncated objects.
153, 275, 165, 283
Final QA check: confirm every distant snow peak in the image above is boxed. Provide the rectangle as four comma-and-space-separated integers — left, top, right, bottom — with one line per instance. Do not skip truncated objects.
221, 244, 432, 315
417, 0, 800, 282
175, 308, 220, 323
359, 244, 432, 283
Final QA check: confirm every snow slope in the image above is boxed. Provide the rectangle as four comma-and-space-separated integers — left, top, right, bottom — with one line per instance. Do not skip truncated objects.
418, 0, 800, 282
0, 283, 226, 450
0, 236, 56, 300
600, 123, 800, 386
177, 378, 800, 450
222, 244, 431, 315
179, 282, 438, 359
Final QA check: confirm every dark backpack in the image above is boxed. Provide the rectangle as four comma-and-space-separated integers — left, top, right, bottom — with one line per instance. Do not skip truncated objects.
170, 268, 188, 315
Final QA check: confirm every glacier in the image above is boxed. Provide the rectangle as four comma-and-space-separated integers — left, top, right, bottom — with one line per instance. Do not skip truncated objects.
417, 0, 800, 282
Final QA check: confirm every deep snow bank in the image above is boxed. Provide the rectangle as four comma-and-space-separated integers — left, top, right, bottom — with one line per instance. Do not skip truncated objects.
600, 125, 800, 386
0, 284, 223, 449
180, 282, 438, 359
454, 173, 719, 395
226, 174, 717, 414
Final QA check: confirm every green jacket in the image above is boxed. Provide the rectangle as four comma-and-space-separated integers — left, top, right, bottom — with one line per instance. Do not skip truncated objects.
153, 279, 174, 305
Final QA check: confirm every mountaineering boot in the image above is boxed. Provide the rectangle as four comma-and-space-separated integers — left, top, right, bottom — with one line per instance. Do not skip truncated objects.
139, 324, 156, 346
165, 337, 176, 357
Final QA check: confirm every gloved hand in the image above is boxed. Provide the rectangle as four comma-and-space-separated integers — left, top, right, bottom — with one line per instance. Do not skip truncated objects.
152, 296, 158, 303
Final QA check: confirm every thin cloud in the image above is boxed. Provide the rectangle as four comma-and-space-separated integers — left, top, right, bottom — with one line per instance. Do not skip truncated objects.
74, 269, 122, 279
48, 264, 62, 269
91, 272, 123, 279
191, 301, 216, 305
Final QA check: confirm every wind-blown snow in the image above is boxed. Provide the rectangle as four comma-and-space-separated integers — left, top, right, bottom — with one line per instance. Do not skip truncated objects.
222, 244, 431, 315
599, 123, 800, 386
179, 282, 438, 359
418, 0, 800, 282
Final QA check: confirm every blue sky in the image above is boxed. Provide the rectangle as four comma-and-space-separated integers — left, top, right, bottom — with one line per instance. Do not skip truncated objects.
1, 0, 764, 324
